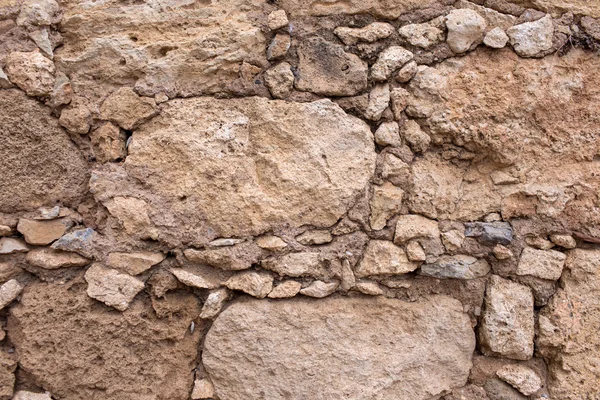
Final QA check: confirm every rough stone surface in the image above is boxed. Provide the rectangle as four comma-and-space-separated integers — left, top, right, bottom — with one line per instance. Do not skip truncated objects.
479, 276, 534, 360
421, 255, 490, 279
26, 248, 90, 270
106, 251, 166, 276
299, 280, 338, 298
402, 120, 431, 153
90, 123, 127, 163
374, 121, 401, 147
364, 83, 390, 121
464, 222, 513, 245
200, 288, 230, 320
0, 279, 23, 310
170, 267, 222, 290
516, 247, 566, 280
12, 391, 53, 400
264, 62, 294, 99
507, 15, 554, 57
394, 214, 440, 244
17, 218, 68, 246
268, 280, 302, 299
371, 46, 413, 82
59, 105, 91, 135
334, 22, 395, 45
100, 87, 157, 130
203, 296, 475, 400
255, 235, 288, 251
356, 240, 419, 277
369, 182, 404, 230
184, 242, 261, 271
295, 230, 332, 245
224, 271, 273, 299
295, 37, 368, 96
0, 238, 29, 254
84, 264, 145, 311
91, 97, 375, 246
262, 252, 326, 278
268, 10, 289, 31
398, 19, 445, 50
5, 51, 55, 96
496, 364, 542, 396
484, 27, 510, 48
0, 90, 88, 213
445, 9, 487, 53
9, 279, 202, 400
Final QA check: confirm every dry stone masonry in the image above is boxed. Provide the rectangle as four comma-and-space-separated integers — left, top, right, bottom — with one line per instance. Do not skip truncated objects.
0, 0, 600, 399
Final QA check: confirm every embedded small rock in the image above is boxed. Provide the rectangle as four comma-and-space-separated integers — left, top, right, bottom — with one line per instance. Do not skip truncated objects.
200, 288, 230, 319
369, 182, 404, 230
104, 197, 158, 240
224, 271, 273, 298
299, 280, 338, 298
334, 22, 395, 45
420, 255, 490, 279
406, 240, 426, 261
371, 46, 413, 82
364, 83, 390, 121
59, 105, 91, 135
262, 252, 325, 278
398, 19, 445, 49
184, 242, 262, 271
496, 364, 542, 396
484, 27, 509, 48
84, 264, 145, 311
441, 229, 465, 252
51, 228, 96, 258
394, 214, 440, 244
402, 120, 430, 153
445, 9, 487, 53
26, 248, 90, 270
264, 62, 294, 99
507, 15, 554, 57
17, 218, 68, 246
12, 391, 53, 400
106, 251, 165, 275
266, 33, 291, 60
0, 279, 23, 310
395, 60, 418, 83
355, 281, 383, 295
5, 51, 55, 97
267, 10, 288, 31
90, 123, 127, 163
268, 280, 302, 298
255, 235, 288, 251
100, 87, 157, 130
549, 233, 576, 249
464, 222, 513, 245
374, 121, 401, 147
0, 238, 30, 254
516, 247, 566, 280
16, 0, 61, 26
295, 230, 332, 245
355, 240, 419, 277
170, 267, 222, 290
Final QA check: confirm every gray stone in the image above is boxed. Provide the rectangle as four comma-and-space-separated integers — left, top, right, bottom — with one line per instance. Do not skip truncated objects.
420, 255, 490, 279
203, 296, 475, 400
0, 238, 29, 254
464, 222, 513, 245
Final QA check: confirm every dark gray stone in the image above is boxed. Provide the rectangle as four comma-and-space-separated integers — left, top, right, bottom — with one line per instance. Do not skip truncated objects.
465, 222, 513, 245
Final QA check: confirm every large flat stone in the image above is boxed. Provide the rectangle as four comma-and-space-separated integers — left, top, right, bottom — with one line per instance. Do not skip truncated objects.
91, 98, 376, 246
203, 295, 475, 400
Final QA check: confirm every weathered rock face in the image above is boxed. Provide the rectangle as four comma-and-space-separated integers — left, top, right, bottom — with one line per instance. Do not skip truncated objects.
91, 97, 376, 245
0, 89, 88, 213
9, 278, 203, 400
203, 296, 475, 400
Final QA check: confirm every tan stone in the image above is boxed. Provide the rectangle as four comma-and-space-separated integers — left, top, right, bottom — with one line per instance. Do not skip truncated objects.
255, 235, 288, 251
267, 280, 302, 299
90, 123, 127, 162
264, 62, 294, 99
0, 279, 23, 310
484, 27, 509, 48
402, 120, 430, 153
479, 275, 534, 360
340, 258, 356, 291
203, 295, 475, 400
369, 182, 404, 230
398, 18, 445, 50
84, 264, 145, 311
100, 87, 157, 130
493, 244, 513, 260
295, 230, 332, 245
266, 33, 291, 60
267, 10, 288, 31
16, 0, 61, 26
549, 233, 576, 249
374, 121, 401, 147
516, 247, 566, 280
104, 196, 158, 241
200, 288, 230, 319
59, 105, 91, 135
0, 225, 11, 236
421, 255, 490, 280
355, 281, 383, 295
496, 364, 542, 396
406, 240, 426, 262
395, 60, 418, 83
106, 251, 165, 275
295, 37, 368, 96
224, 271, 273, 299
184, 242, 262, 271
17, 218, 68, 245
334, 22, 395, 45
5, 51, 55, 96
170, 267, 222, 290
365, 83, 390, 121
26, 248, 90, 270
394, 214, 440, 244
91, 97, 375, 246
191, 378, 214, 399
299, 280, 338, 298
445, 9, 487, 53
262, 252, 326, 278
441, 229, 465, 252
356, 240, 419, 278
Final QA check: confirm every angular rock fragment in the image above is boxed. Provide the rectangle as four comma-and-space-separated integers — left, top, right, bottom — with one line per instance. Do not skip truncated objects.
0, 226, 11, 236
100, 87, 157, 130
441, 229, 465, 252
493, 244, 513, 260
516, 247, 566, 280
266, 33, 291, 60
484, 378, 528, 400
16, 0, 61, 26
59, 105, 91, 135
262, 252, 326, 278
496, 364, 541, 396
191, 378, 215, 400
374, 121, 401, 147
398, 19, 445, 49
12, 391, 53, 400
4, 51, 55, 96
51, 228, 96, 258
184, 242, 262, 271
0, 238, 29, 254
549, 233, 576, 249
90, 123, 127, 162
208, 238, 244, 247
420, 255, 490, 279
445, 9, 487, 53
402, 119, 430, 153
0, 279, 23, 310
355, 281, 383, 295
267, 280, 302, 299
406, 240, 426, 261
29, 28, 54, 59
84, 264, 145, 311
524, 235, 554, 250
365, 83, 390, 121
267, 10, 288, 31
356, 240, 419, 277
507, 15, 554, 57
299, 280, 338, 298
26, 248, 90, 269
224, 271, 273, 298
295, 230, 332, 245
0, 67, 11, 89
255, 235, 287, 251
371, 46, 413, 82
0, 350, 16, 399
395, 60, 418, 83
264, 62, 294, 99
484, 27, 509, 48
104, 197, 158, 240
295, 37, 368, 96
394, 214, 440, 244
479, 275, 534, 360
203, 296, 475, 400
340, 258, 356, 291
106, 251, 165, 275
17, 218, 68, 245
369, 182, 404, 230
464, 222, 513, 245
200, 288, 230, 319
334, 22, 395, 45
170, 267, 224, 290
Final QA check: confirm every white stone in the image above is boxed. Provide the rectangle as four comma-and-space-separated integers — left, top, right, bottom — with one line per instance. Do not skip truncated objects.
507, 15, 554, 57
208, 238, 244, 247
398, 19, 445, 49
84, 264, 145, 311
371, 46, 413, 82
12, 391, 53, 400
364, 83, 390, 121
200, 288, 230, 319
496, 364, 542, 396
356, 240, 419, 277
224, 271, 273, 298
334, 22, 395, 45
0, 279, 23, 310
170, 268, 221, 290
484, 27, 509, 48
299, 280, 338, 298
0, 238, 29, 254
267, 280, 302, 298
445, 9, 487, 53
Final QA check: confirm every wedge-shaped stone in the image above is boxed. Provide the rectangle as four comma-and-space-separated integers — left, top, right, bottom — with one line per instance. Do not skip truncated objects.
26, 248, 90, 270
203, 295, 475, 400
355, 240, 419, 277
107, 251, 165, 275
84, 264, 145, 311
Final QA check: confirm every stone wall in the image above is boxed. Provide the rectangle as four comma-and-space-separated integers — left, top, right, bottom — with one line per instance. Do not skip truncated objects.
1, 0, 600, 399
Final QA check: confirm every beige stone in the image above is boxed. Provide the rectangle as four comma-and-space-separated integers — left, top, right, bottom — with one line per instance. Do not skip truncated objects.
106, 251, 165, 275
200, 288, 230, 320
420, 255, 490, 280
91, 98, 375, 246
340, 258, 356, 291
16, 0, 60, 26
59, 105, 91, 135
374, 121, 401, 147
364, 83, 390, 121
406, 240, 426, 262
104, 197, 158, 241
398, 19, 445, 50
0, 238, 29, 254
493, 244, 513, 260
295, 230, 332, 245
395, 60, 418, 83
507, 15, 554, 57
0, 225, 11, 237
100, 87, 157, 130
525, 235, 555, 250
90, 123, 127, 162
267, 280, 302, 299
191, 378, 215, 399
12, 391, 53, 400
5, 51, 55, 96
356, 240, 419, 278
184, 242, 261, 271
496, 364, 542, 396
445, 9, 487, 53
369, 182, 404, 230
17, 218, 68, 245
170, 267, 222, 290
295, 37, 368, 96
224, 271, 273, 299
549, 233, 576, 249
479, 275, 534, 360
264, 62, 294, 99
0, 279, 23, 310
203, 295, 475, 400
266, 33, 291, 60
516, 247, 566, 280
84, 264, 145, 311
262, 252, 326, 278
255, 235, 287, 251
334, 22, 395, 45
267, 10, 288, 31
299, 280, 338, 298
441, 229, 465, 252
394, 214, 440, 244
484, 27, 509, 48
355, 281, 383, 295
371, 46, 413, 82
26, 248, 90, 270
402, 120, 431, 153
